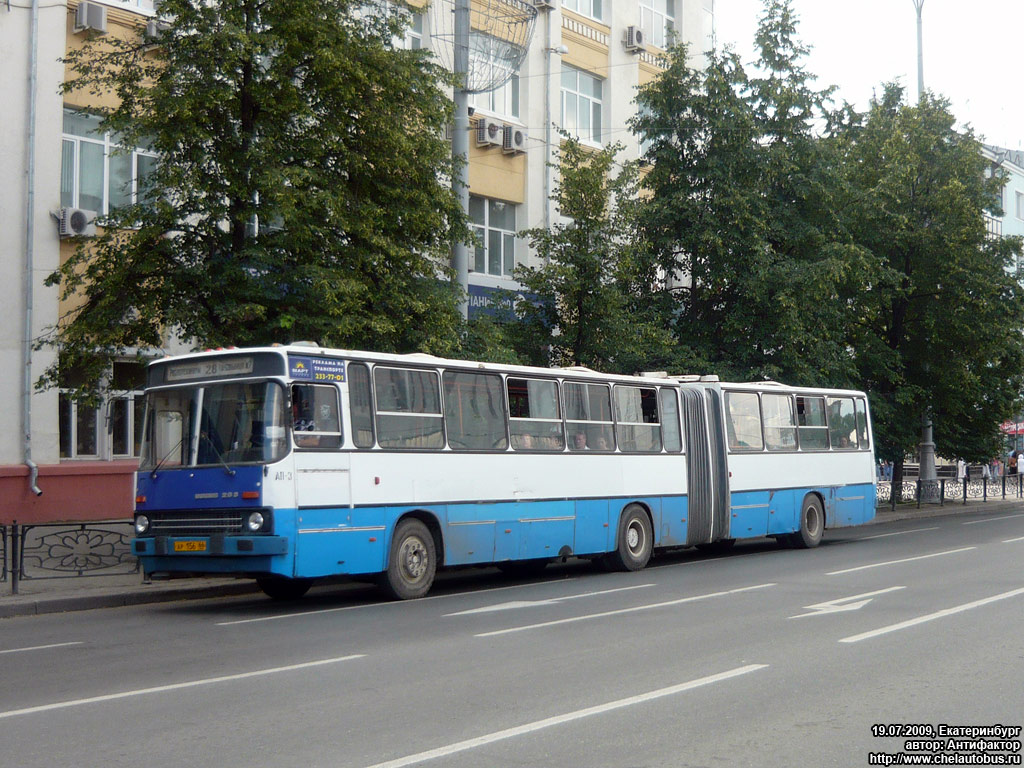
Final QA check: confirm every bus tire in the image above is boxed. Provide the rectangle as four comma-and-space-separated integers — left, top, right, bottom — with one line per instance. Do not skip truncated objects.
381, 518, 436, 600
791, 495, 824, 549
607, 504, 653, 572
257, 576, 314, 600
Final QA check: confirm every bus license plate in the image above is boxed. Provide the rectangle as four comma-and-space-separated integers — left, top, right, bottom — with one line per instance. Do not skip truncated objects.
173, 541, 207, 552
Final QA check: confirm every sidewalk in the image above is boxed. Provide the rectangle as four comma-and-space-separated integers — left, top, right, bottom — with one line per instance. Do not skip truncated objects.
2, 497, 1022, 619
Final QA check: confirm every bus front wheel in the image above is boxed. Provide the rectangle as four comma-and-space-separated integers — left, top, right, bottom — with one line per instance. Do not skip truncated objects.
606, 504, 653, 572
790, 495, 824, 549
380, 519, 436, 600
257, 576, 314, 600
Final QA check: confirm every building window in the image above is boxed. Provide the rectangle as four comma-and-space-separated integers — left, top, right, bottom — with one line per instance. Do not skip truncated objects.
561, 65, 603, 145
61, 109, 157, 215
562, 0, 603, 22
470, 74, 520, 120
1016, 191, 1024, 220
469, 195, 517, 277
60, 361, 146, 460
640, 0, 675, 49
405, 10, 423, 49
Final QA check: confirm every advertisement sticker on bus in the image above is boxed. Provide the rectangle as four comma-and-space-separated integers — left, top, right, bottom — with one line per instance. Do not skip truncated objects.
289, 355, 346, 382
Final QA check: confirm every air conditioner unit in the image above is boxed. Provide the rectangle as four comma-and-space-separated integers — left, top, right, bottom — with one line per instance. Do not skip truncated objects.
74, 1, 108, 34
58, 207, 98, 238
476, 117, 504, 148
145, 19, 171, 38
502, 125, 528, 155
624, 25, 645, 52
534, 0, 557, 9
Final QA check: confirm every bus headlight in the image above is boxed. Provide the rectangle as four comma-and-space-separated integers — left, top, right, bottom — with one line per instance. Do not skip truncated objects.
246, 511, 265, 532
135, 515, 150, 535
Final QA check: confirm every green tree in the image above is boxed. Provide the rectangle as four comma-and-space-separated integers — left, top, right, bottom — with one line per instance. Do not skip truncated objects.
512, 135, 672, 372
838, 84, 1024, 471
45, 0, 468, 398
634, 0, 865, 384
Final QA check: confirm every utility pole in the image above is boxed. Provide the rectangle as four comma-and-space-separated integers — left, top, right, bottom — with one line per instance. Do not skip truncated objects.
913, 0, 925, 100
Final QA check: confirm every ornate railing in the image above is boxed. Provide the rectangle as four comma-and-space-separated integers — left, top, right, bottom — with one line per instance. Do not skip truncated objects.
2, 520, 138, 595
875, 475, 1024, 507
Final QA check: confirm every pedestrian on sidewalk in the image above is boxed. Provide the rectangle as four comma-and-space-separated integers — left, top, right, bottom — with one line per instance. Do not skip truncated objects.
957, 459, 967, 482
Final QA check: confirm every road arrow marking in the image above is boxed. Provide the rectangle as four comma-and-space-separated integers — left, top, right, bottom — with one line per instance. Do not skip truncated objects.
789, 586, 906, 619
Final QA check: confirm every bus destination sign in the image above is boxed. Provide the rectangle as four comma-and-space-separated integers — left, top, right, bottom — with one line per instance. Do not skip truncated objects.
289, 356, 346, 383
166, 356, 255, 382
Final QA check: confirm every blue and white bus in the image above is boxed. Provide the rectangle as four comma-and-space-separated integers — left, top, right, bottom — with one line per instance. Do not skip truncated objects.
131, 345, 876, 599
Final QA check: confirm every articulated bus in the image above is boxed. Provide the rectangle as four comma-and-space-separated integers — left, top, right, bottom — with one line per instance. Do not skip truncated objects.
131, 344, 876, 600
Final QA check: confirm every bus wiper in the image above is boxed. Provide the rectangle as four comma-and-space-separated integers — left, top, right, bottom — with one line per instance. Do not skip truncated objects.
150, 437, 184, 479
200, 433, 236, 477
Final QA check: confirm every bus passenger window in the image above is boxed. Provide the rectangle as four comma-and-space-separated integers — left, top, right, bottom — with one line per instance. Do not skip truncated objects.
614, 385, 661, 452
725, 392, 763, 451
291, 384, 342, 450
374, 367, 444, 449
762, 393, 797, 451
827, 397, 858, 450
348, 362, 375, 448
564, 382, 614, 452
443, 371, 508, 451
508, 377, 564, 450
855, 398, 870, 449
796, 396, 828, 450
660, 389, 683, 453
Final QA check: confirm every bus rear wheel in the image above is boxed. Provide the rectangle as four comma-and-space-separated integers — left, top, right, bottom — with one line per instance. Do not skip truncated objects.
790, 495, 824, 549
606, 504, 653, 572
257, 576, 314, 600
380, 518, 436, 600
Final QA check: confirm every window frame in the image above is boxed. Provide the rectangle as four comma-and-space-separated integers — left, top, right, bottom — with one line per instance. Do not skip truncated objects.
561, 0, 603, 22
613, 384, 662, 454
563, 380, 615, 452
442, 369, 509, 452
290, 382, 344, 451
724, 391, 764, 452
372, 365, 445, 450
639, 0, 675, 49
761, 392, 798, 452
469, 195, 518, 277
795, 395, 830, 452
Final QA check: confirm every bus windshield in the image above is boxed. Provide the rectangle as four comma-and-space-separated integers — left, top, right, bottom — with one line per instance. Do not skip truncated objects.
140, 381, 287, 470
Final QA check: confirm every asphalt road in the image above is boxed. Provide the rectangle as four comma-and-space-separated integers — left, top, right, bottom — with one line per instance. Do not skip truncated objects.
2, 510, 1023, 768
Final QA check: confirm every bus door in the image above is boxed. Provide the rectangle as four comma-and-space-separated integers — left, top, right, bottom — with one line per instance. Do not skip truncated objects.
679, 387, 730, 545
290, 383, 350, 510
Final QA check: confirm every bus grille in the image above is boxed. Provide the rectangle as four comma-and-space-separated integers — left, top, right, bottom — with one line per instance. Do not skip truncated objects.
146, 509, 253, 536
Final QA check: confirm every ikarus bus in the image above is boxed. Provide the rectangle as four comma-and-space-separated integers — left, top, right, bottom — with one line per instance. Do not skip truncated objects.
132, 344, 877, 600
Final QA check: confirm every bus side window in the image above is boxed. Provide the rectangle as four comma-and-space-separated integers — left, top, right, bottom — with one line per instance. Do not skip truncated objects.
725, 392, 763, 451
660, 388, 683, 453
855, 398, 870, 449
508, 377, 564, 450
564, 382, 615, 452
374, 367, 444, 449
614, 385, 661, 452
443, 370, 508, 451
796, 396, 828, 450
826, 396, 858, 450
349, 362, 375, 448
291, 384, 342, 450
762, 393, 797, 451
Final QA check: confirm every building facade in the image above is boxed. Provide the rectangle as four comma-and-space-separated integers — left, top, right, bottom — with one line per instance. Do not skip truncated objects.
1, 0, 714, 524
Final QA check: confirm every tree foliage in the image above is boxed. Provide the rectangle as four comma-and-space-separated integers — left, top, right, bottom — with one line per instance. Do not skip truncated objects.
512, 135, 672, 372
836, 85, 1024, 464
46, 0, 468, 398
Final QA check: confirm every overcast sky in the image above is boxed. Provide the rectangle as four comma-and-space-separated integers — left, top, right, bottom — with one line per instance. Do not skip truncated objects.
713, 0, 1024, 149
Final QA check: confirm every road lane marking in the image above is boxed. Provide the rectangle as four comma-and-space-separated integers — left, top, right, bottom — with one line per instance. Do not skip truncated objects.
362, 664, 769, 768
218, 578, 582, 626
840, 586, 1024, 644
859, 527, 939, 540
789, 586, 906, 619
445, 584, 655, 616
0, 642, 83, 655
1003, 535, 1024, 543
827, 547, 975, 576
963, 513, 1024, 525
474, 583, 776, 638
0, 654, 365, 720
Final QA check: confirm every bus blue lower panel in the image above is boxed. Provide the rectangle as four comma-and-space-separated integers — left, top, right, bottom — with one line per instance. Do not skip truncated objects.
729, 483, 876, 540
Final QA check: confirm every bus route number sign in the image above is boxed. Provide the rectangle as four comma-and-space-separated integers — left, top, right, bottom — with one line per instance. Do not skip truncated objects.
290, 356, 346, 383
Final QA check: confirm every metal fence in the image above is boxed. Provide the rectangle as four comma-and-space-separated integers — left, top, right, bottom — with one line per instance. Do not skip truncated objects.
2, 520, 138, 595
876, 475, 1024, 507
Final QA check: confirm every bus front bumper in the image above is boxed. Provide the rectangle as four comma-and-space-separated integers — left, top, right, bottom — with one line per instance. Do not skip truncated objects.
133, 535, 289, 557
